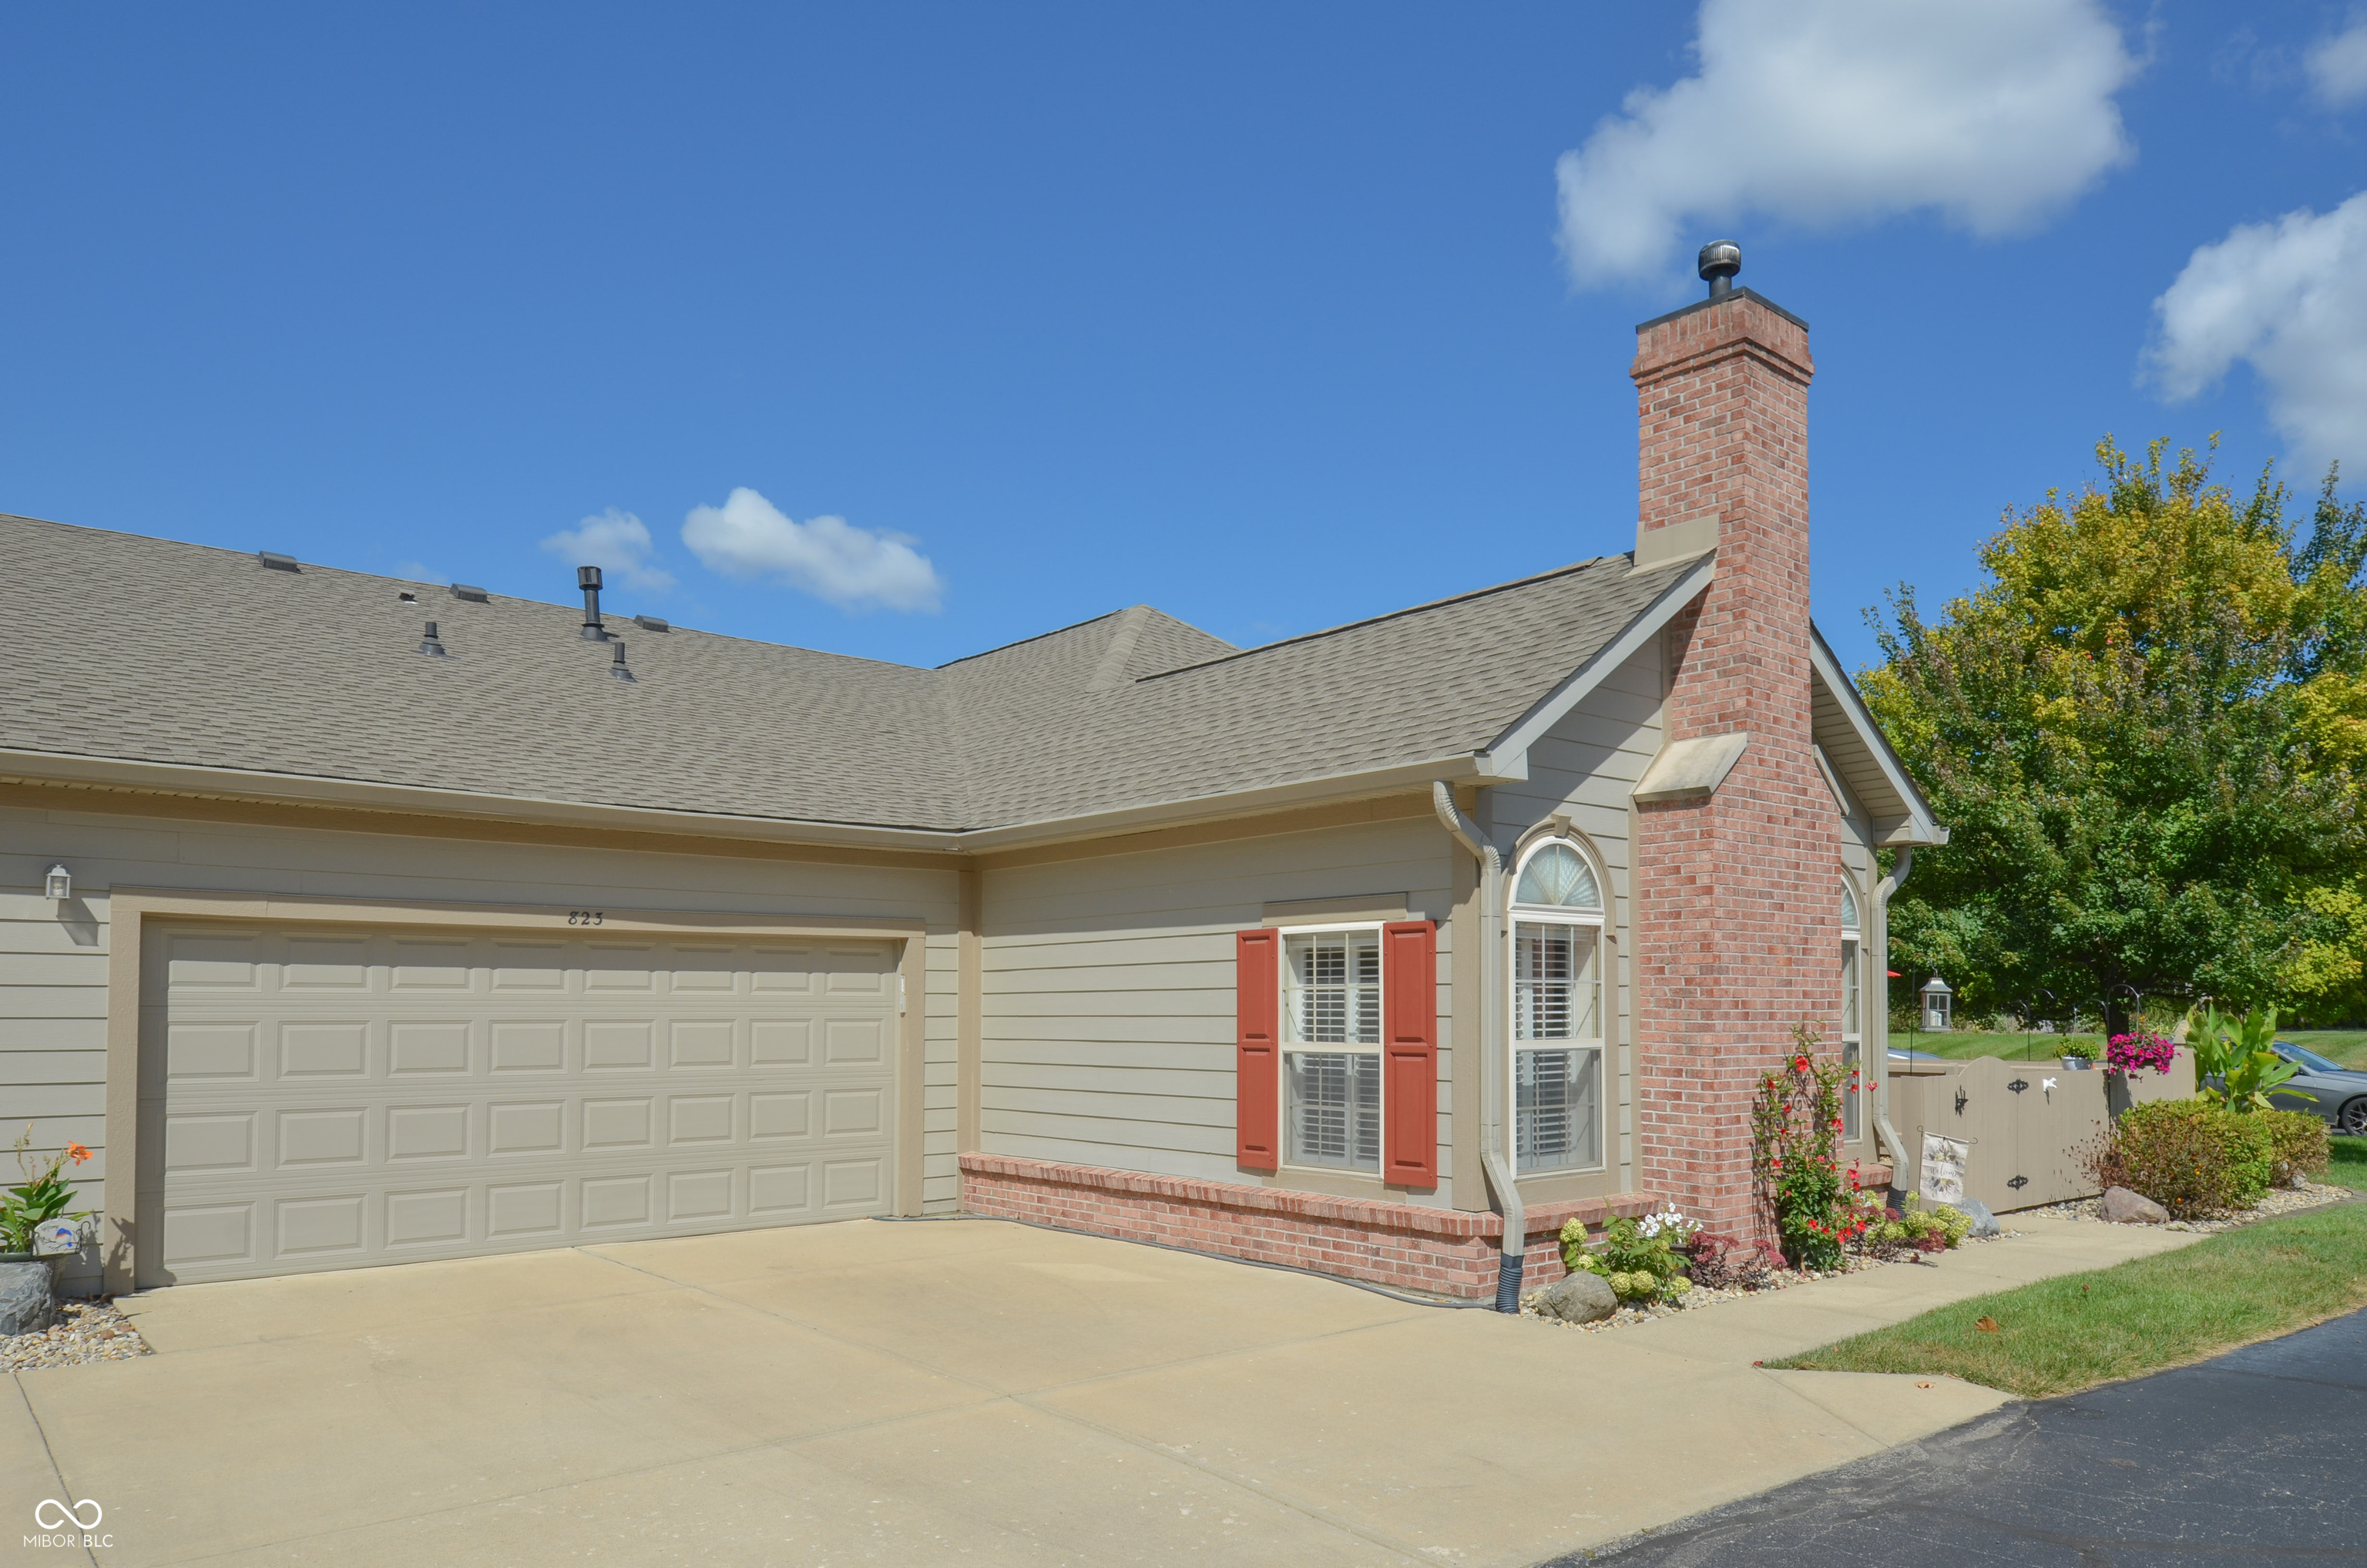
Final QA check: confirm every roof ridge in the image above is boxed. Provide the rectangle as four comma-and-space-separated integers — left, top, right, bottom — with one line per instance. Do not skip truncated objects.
935, 606, 1130, 670
1136, 554, 1634, 683
0, 512, 938, 675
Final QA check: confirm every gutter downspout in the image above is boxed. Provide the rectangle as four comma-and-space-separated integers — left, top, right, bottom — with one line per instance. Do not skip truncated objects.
1433, 781, 1525, 1312
1871, 846, 1916, 1186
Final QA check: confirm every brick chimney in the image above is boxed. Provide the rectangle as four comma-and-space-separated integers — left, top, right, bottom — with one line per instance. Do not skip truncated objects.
1627, 243, 1841, 1237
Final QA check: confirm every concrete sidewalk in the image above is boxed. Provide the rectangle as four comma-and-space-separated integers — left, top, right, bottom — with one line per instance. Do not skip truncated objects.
5, 1214, 2201, 1567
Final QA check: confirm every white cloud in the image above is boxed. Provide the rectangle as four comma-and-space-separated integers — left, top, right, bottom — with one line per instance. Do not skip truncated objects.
1556, 0, 2137, 287
2147, 192, 2367, 475
2308, 15, 2367, 106
680, 488, 944, 613
539, 508, 676, 593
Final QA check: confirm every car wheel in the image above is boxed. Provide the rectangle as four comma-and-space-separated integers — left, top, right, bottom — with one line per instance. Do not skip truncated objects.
2342, 1099, 2367, 1139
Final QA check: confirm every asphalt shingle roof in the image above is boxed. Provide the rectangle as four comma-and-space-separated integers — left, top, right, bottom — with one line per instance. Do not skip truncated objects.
2, 513, 1696, 834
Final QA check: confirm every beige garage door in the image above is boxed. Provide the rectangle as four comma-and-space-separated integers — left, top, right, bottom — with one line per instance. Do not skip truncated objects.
138, 922, 901, 1286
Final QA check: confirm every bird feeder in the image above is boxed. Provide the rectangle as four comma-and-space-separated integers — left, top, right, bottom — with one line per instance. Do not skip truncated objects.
1921, 975, 1953, 1032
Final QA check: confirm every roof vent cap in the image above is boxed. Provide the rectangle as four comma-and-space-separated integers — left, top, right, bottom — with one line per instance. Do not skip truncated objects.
609, 640, 634, 682
579, 566, 609, 640
419, 620, 448, 657
633, 613, 670, 633
1697, 240, 1741, 301
449, 583, 491, 603
257, 551, 300, 572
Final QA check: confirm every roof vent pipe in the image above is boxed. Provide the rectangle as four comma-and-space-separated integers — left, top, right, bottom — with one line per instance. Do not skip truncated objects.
1698, 240, 1741, 301
579, 566, 608, 640
610, 640, 634, 682
419, 620, 448, 657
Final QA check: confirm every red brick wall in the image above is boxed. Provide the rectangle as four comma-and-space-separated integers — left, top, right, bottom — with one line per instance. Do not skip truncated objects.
1630, 294, 1841, 1237
961, 1153, 1658, 1299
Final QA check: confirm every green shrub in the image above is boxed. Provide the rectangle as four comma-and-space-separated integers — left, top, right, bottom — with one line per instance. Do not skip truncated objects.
2260, 1110, 2332, 1187
1562, 1209, 1699, 1304
2091, 1100, 2273, 1217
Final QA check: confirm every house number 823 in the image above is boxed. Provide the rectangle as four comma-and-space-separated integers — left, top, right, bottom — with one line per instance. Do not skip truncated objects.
567, 910, 606, 926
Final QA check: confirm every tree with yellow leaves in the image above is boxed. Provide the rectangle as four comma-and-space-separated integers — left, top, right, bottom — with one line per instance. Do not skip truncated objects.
1860, 439, 2367, 1030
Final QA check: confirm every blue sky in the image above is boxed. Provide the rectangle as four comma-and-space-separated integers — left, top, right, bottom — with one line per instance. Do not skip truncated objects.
3, 2, 2363, 676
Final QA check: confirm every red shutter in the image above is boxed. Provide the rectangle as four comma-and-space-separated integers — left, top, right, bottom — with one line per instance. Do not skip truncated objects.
1235, 929, 1281, 1171
1381, 919, 1439, 1187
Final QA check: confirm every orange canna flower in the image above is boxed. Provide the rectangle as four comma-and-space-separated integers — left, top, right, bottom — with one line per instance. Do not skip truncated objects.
65, 1143, 92, 1164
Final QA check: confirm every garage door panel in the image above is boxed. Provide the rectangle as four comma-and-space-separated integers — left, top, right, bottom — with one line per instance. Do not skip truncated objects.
389, 1021, 472, 1076
492, 1019, 567, 1073
166, 1022, 260, 1082
669, 1019, 735, 1068
388, 1103, 471, 1161
751, 1019, 812, 1065
140, 924, 901, 1285
387, 1187, 470, 1248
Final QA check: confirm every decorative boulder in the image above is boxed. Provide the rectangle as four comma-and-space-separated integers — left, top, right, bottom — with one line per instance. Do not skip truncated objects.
0, 1261, 56, 1337
1535, 1271, 1617, 1324
2100, 1186, 2171, 1225
1958, 1200, 2002, 1239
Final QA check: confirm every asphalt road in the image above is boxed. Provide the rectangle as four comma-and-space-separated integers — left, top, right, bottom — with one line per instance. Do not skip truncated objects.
1558, 1306, 2367, 1567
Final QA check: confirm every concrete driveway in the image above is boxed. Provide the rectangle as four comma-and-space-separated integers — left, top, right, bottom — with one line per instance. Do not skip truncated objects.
6, 1214, 2201, 1566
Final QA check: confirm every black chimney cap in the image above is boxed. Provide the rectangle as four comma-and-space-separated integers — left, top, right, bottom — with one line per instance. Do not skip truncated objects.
578, 566, 603, 590
1698, 240, 1741, 300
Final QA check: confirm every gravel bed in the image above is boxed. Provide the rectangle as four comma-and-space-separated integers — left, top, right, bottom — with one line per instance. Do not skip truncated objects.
1, 1296, 151, 1371
2030, 1179, 2355, 1233
1520, 1231, 2018, 1333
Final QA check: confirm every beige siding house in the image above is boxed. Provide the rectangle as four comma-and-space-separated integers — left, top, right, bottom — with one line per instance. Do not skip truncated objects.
1, 271, 1940, 1303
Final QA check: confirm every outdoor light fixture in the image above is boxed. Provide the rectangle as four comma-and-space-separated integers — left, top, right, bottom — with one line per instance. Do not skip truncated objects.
1921, 974, 1953, 1032
44, 864, 71, 902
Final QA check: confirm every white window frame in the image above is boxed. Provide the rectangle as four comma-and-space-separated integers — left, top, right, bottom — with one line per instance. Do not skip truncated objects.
1840, 879, 1863, 1143
1506, 839, 1608, 1176
1275, 922, 1387, 1176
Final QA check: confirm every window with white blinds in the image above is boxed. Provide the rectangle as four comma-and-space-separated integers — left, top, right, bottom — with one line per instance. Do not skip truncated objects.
1282, 928, 1382, 1172
1509, 839, 1607, 1175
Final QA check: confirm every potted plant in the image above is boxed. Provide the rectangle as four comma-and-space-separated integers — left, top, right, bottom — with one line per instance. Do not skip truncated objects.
2060, 1039, 2099, 1071
0, 1124, 94, 1272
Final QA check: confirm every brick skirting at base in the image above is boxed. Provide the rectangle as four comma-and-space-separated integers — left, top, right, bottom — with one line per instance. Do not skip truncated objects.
958, 1152, 1664, 1299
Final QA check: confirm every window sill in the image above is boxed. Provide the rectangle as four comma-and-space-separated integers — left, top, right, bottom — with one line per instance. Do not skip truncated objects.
1510, 1167, 1618, 1205
1261, 1165, 1433, 1200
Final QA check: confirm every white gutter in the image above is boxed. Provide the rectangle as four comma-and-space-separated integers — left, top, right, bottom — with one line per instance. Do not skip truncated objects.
0, 746, 1517, 861
1432, 781, 1526, 1312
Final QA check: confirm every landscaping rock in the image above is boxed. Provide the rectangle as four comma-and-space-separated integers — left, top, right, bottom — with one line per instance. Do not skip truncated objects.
1959, 1200, 2002, 1240
2101, 1186, 2171, 1225
1535, 1271, 1617, 1324
0, 1262, 56, 1336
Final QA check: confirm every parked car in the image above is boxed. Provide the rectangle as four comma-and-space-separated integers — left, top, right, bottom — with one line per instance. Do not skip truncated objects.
1888, 1046, 1945, 1065
2268, 1043, 2367, 1137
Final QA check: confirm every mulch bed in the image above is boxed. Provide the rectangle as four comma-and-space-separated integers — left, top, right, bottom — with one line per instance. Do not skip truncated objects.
2030, 1179, 2355, 1234
1521, 1232, 2016, 1334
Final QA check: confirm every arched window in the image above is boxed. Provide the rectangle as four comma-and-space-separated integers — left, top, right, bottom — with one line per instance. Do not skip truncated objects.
1840, 880, 1862, 1141
1509, 839, 1606, 1174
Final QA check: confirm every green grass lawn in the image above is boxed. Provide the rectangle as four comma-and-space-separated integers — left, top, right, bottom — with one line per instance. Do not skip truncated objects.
2283, 1029, 2367, 1069
2329, 1136, 2367, 1191
1766, 1201, 2367, 1397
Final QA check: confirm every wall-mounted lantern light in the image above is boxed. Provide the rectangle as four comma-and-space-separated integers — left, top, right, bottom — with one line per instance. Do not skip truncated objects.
44, 864, 72, 902
1921, 974, 1953, 1032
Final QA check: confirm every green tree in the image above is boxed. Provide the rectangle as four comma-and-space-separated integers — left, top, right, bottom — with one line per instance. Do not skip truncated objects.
1859, 439, 2367, 1031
